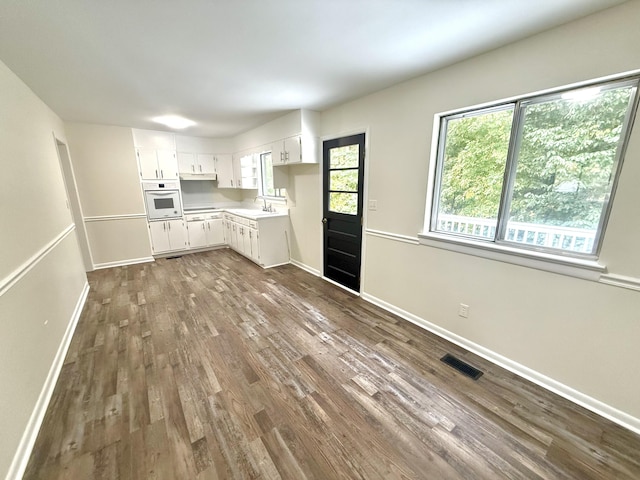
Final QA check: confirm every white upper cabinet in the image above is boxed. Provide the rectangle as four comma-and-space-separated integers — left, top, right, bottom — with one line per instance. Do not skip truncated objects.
272, 135, 303, 165
177, 152, 197, 174
197, 154, 216, 175
156, 150, 179, 179
178, 152, 217, 175
133, 129, 179, 180
137, 148, 178, 180
234, 109, 320, 167
215, 154, 236, 188
175, 133, 234, 179
137, 148, 159, 179
269, 110, 319, 165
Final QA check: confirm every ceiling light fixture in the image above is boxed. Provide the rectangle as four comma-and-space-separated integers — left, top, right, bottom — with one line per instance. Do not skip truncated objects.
152, 115, 196, 129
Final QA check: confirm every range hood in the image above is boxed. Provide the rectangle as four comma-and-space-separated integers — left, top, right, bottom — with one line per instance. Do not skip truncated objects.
179, 173, 218, 181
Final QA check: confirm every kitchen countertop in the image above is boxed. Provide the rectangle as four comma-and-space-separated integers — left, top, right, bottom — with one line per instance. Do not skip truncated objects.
183, 208, 223, 215
183, 206, 288, 220
225, 208, 288, 220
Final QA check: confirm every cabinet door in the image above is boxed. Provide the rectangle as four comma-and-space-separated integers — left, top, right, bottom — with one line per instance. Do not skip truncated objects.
137, 148, 159, 180
223, 219, 230, 244
284, 136, 302, 164
177, 152, 196, 174
271, 140, 286, 166
216, 155, 235, 188
167, 219, 187, 250
197, 154, 216, 175
149, 221, 171, 253
188, 220, 207, 248
206, 218, 225, 245
249, 227, 260, 262
231, 222, 240, 251
157, 150, 178, 179
235, 224, 245, 255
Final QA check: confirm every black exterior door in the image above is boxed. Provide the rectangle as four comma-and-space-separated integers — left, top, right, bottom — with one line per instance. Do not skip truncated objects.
322, 133, 365, 292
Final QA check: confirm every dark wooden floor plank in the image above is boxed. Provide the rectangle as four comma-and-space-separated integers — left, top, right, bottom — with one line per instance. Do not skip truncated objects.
23, 249, 640, 479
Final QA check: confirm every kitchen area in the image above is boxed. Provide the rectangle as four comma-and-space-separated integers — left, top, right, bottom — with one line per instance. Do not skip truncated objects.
63, 108, 322, 273
134, 128, 294, 268
63, 109, 319, 273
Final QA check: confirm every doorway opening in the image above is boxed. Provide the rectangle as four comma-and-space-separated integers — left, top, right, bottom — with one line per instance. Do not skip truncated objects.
54, 137, 93, 271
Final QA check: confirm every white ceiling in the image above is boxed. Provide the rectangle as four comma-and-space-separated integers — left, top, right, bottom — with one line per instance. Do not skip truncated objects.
0, 0, 627, 137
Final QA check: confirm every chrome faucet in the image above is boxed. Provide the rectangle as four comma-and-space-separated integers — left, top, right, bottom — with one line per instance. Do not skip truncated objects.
257, 196, 274, 212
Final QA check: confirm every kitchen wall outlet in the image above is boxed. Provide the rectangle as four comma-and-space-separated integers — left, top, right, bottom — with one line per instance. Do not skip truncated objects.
458, 303, 469, 318
368, 199, 378, 211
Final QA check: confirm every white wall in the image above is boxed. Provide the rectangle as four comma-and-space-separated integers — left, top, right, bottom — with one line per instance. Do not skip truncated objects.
234, 110, 302, 153
308, 1, 640, 426
65, 123, 153, 268
287, 164, 322, 270
0, 60, 87, 479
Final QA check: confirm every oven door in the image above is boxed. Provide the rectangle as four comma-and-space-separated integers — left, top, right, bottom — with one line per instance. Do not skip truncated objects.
145, 190, 182, 220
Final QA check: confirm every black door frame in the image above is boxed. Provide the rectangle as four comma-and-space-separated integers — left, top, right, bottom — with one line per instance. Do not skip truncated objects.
322, 132, 366, 292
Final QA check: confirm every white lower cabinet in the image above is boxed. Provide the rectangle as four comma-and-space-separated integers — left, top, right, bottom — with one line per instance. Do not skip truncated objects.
186, 215, 225, 249
186, 220, 207, 248
236, 224, 259, 262
207, 218, 225, 245
249, 226, 260, 262
223, 213, 289, 267
148, 219, 187, 254
149, 211, 289, 266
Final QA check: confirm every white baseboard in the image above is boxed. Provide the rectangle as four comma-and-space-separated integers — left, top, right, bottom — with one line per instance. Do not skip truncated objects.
322, 276, 360, 296
5, 282, 90, 480
93, 256, 154, 270
361, 291, 640, 436
290, 258, 321, 277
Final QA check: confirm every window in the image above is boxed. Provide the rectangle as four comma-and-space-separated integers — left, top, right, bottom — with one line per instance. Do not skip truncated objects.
429, 77, 639, 258
328, 144, 360, 215
259, 152, 285, 198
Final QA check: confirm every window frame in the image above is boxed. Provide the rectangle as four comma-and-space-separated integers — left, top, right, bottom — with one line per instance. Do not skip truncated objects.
421, 72, 640, 276
258, 151, 286, 201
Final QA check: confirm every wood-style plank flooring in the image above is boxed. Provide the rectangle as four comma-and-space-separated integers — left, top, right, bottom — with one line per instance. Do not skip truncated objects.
24, 249, 640, 479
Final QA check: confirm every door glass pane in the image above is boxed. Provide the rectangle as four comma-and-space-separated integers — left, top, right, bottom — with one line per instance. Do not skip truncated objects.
330, 169, 358, 192
329, 192, 357, 215
507, 85, 633, 254
435, 107, 513, 240
329, 145, 359, 168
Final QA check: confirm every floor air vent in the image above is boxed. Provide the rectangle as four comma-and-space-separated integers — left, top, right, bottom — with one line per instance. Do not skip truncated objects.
440, 354, 483, 380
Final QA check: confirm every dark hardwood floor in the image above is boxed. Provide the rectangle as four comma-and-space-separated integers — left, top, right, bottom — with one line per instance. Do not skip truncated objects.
24, 249, 640, 479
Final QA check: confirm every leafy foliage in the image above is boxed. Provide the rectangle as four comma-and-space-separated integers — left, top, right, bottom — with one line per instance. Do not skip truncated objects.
440, 109, 512, 220
438, 86, 633, 229
328, 145, 360, 215
510, 88, 631, 228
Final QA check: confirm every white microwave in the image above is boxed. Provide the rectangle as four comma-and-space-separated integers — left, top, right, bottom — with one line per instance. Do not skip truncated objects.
142, 181, 183, 220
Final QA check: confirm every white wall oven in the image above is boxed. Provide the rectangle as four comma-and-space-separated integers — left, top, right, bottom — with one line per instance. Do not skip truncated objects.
143, 181, 183, 220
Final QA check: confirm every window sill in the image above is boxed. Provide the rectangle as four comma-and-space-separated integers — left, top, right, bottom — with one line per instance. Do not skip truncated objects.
417, 231, 606, 280
258, 196, 287, 205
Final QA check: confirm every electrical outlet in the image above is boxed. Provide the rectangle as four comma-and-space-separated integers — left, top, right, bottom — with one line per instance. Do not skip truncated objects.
458, 303, 469, 318
368, 199, 378, 211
